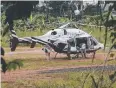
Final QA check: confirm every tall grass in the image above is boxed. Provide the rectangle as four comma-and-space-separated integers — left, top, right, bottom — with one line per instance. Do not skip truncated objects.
2, 71, 116, 88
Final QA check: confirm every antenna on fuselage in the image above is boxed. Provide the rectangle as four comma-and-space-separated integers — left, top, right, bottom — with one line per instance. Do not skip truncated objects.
59, 23, 70, 29
89, 31, 93, 35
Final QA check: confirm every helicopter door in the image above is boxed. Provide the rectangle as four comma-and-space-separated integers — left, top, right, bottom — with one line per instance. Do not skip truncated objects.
68, 38, 77, 52
76, 37, 88, 49
88, 37, 98, 49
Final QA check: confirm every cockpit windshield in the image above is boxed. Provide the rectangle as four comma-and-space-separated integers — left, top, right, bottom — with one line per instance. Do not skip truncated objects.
51, 31, 57, 35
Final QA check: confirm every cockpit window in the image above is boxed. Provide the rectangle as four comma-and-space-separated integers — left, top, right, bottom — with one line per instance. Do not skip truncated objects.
68, 39, 75, 47
70, 41, 75, 47
63, 29, 67, 35
90, 38, 97, 46
51, 31, 57, 35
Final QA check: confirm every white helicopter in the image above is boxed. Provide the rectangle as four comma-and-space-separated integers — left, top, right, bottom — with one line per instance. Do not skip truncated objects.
10, 23, 104, 59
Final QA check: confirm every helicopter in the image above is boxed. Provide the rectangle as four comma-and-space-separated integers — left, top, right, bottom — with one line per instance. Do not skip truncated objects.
10, 23, 104, 59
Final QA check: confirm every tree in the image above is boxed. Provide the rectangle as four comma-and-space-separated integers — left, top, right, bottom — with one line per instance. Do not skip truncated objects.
103, 1, 116, 49
2, 1, 39, 36
45, 1, 76, 21
84, 4, 99, 16
1, 1, 39, 73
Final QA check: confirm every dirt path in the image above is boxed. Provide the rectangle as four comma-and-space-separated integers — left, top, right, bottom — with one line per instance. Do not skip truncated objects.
1, 48, 116, 82
5, 47, 107, 60
1, 65, 116, 82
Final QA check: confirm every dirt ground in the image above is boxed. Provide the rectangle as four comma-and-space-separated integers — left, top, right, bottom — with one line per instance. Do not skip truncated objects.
1, 47, 116, 82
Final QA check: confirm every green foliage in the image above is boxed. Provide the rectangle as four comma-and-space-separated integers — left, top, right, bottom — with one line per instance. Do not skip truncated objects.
1, 58, 23, 73
84, 4, 98, 16
84, 12, 108, 26
2, 1, 39, 21
48, 1, 72, 17
1, 47, 23, 73
7, 59, 23, 71
1, 57, 7, 73
58, 17, 70, 23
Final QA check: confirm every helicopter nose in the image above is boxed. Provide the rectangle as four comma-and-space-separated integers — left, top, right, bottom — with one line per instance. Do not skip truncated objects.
99, 43, 104, 49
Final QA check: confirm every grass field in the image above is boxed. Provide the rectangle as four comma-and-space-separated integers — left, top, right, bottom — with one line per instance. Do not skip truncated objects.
1, 45, 116, 88
2, 71, 116, 88
3, 47, 116, 70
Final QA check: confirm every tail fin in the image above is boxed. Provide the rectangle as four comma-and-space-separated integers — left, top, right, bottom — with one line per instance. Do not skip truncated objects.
10, 34, 19, 51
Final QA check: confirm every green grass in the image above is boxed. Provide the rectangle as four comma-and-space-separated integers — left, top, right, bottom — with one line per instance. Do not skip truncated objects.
2, 71, 116, 88
5, 56, 116, 71
2, 43, 116, 88
3, 47, 116, 71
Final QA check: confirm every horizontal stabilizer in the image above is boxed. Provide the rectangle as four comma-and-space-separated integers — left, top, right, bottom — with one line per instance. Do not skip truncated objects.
31, 37, 49, 45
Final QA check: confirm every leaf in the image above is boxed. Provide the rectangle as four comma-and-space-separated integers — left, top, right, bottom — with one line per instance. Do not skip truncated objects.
30, 13, 33, 22
1, 47, 5, 56
91, 76, 98, 88
1, 57, 7, 73
7, 59, 23, 71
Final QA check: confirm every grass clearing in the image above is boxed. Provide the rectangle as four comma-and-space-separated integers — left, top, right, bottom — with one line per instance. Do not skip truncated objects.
2, 47, 116, 88
3, 47, 116, 71
2, 71, 116, 88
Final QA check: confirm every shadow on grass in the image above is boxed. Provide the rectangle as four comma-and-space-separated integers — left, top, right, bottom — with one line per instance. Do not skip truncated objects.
17, 53, 97, 64
54, 55, 94, 61
21, 58, 44, 62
